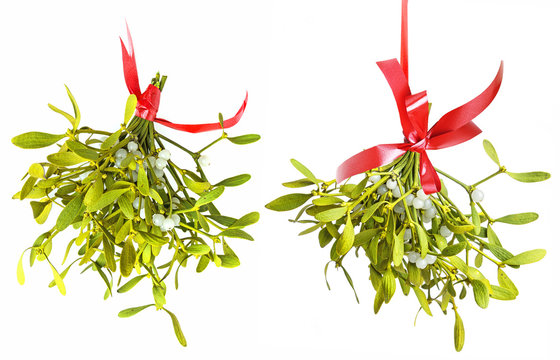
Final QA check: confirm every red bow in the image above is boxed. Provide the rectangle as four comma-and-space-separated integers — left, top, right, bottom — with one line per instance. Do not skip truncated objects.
120, 24, 247, 132
335, 1, 504, 194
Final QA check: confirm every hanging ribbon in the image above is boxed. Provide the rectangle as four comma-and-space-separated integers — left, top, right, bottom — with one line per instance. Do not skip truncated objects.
336, 0, 503, 194
120, 24, 247, 133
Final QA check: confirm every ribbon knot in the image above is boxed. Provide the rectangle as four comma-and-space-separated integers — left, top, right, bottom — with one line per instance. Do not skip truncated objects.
120, 23, 248, 133
336, 58, 504, 194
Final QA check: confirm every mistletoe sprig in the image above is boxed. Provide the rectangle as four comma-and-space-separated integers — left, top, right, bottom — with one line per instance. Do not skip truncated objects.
266, 140, 549, 351
13, 80, 260, 346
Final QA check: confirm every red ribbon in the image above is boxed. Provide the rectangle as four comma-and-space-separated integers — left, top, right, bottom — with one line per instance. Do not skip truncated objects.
335, 0, 503, 194
120, 24, 247, 132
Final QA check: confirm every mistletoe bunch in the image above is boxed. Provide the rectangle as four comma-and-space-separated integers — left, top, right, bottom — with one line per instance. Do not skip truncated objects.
266, 141, 549, 351
13, 79, 260, 346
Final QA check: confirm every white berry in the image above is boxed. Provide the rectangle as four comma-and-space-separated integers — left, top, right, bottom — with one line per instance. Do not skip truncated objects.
416, 258, 428, 269
377, 184, 389, 195
416, 189, 428, 200
127, 141, 138, 152
386, 179, 397, 190
154, 168, 164, 178
407, 252, 420, 263
159, 149, 171, 160
152, 214, 165, 226
147, 156, 157, 167
171, 214, 181, 226
422, 199, 433, 210
132, 150, 143, 158
394, 203, 405, 214
392, 187, 402, 198
155, 158, 167, 170
403, 228, 412, 241
439, 225, 452, 238
425, 254, 437, 265
139, 208, 145, 219
161, 218, 175, 232
115, 149, 128, 159
368, 174, 381, 184
422, 214, 432, 223
405, 194, 415, 206
132, 197, 140, 210
472, 189, 484, 202
424, 207, 437, 218
199, 155, 211, 167
413, 197, 425, 209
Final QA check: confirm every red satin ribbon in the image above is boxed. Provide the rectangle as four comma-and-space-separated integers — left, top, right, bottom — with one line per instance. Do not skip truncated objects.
335, 0, 504, 194
120, 24, 247, 132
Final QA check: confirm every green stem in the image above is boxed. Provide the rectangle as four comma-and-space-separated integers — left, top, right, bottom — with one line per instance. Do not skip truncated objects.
157, 133, 195, 156
434, 168, 469, 191
472, 168, 506, 188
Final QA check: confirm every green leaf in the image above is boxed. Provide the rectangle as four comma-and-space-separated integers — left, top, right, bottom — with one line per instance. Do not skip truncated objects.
415, 223, 429, 258
442, 242, 467, 257
495, 212, 539, 225
312, 197, 343, 206
336, 215, 354, 256
497, 268, 519, 296
218, 254, 241, 268
215, 174, 251, 187
118, 304, 154, 318
265, 193, 312, 211
195, 186, 225, 207
28, 163, 45, 179
20, 176, 37, 200
185, 244, 211, 255
137, 164, 149, 196
149, 188, 163, 205
164, 308, 187, 347
489, 285, 516, 300
445, 222, 474, 234
64, 85, 80, 129
115, 220, 132, 244
503, 249, 546, 266
382, 269, 396, 303
47, 151, 86, 167
118, 196, 135, 220
89, 188, 129, 212
506, 171, 551, 183
454, 311, 465, 352
120, 238, 136, 277
282, 179, 315, 188
31, 200, 52, 224
315, 206, 347, 222
227, 134, 260, 145
12, 132, 66, 149
84, 178, 103, 208
182, 175, 211, 194
17, 252, 26, 285
196, 256, 210, 273
153, 285, 166, 308
219, 229, 254, 241
101, 130, 122, 150
66, 141, 99, 160
483, 139, 500, 166
487, 224, 502, 247
486, 244, 513, 262
413, 287, 432, 316
124, 94, 137, 124
117, 275, 147, 293
290, 159, 319, 184
393, 228, 405, 266
48, 102, 76, 128
102, 236, 116, 272
472, 280, 489, 308
341, 266, 360, 303
471, 202, 480, 235
56, 194, 83, 231
49, 263, 66, 295
218, 112, 224, 128
230, 212, 260, 228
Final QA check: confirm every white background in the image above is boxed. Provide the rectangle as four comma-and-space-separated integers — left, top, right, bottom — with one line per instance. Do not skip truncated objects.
1, 0, 559, 359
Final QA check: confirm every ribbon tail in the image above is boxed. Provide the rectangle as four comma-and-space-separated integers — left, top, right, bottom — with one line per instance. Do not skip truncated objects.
152, 92, 248, 133
120, 22, 141, 96
336, 143, 409, 184
429, 61, 504, 137
418, 151, 441, 194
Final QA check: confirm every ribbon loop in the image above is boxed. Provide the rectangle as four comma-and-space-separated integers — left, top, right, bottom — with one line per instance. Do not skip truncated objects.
120, 24, 247, 133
